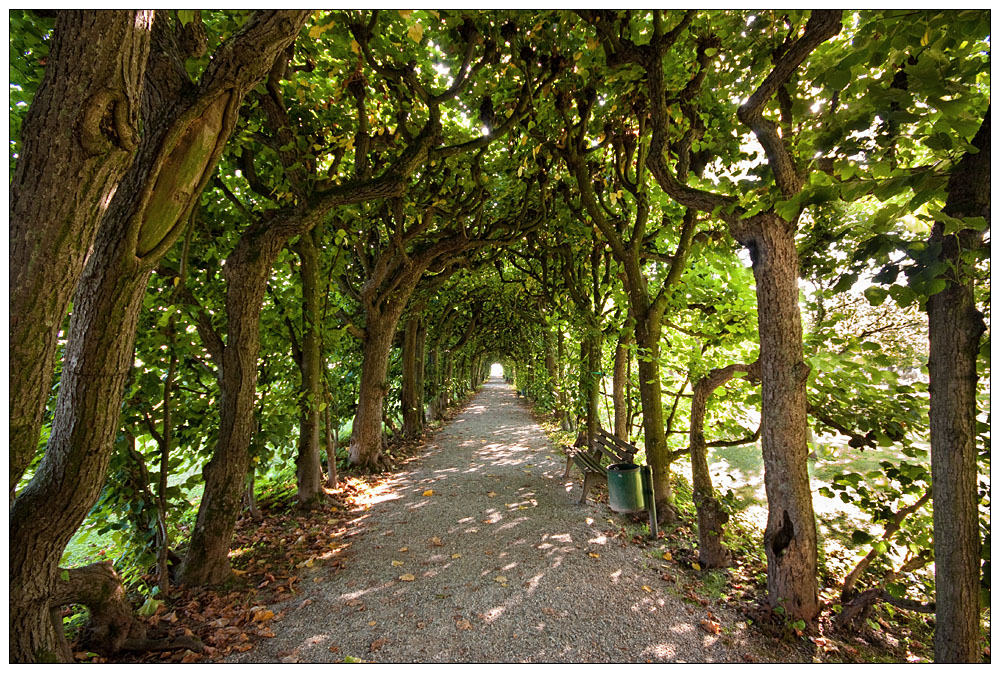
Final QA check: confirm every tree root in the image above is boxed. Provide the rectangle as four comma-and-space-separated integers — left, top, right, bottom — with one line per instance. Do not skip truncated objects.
49, 561, 206, 657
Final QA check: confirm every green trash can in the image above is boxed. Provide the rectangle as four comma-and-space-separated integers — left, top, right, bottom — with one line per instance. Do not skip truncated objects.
607, 463, 645, 513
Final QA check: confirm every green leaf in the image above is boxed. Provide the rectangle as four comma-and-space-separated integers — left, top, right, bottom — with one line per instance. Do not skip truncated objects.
864, 286, 888, 306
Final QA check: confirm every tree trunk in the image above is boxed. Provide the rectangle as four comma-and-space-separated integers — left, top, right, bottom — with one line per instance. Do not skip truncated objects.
558, 329, 574, 431
9, 10, 152, 497
928, 111, 989, 663
48, 562, 146, 657
9, 18, 308, 637
293, 230, 325, 508
580, 331, 603, 446
401, 315, 424, 439
689, 362, 757, 568
349, 312, 400, 470
324, 401, 339, 488
743, 213, 819, 623
179, 216, 308, 585
443, 353, 454, 413
613, 331, 631, 441
416, 321, 427, 425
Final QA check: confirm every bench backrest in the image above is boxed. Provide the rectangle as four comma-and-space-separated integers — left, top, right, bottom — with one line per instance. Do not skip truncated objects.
589, 427, 638, 465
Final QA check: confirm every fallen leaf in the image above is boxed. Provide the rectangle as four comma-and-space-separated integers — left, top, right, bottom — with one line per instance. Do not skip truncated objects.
487, 491, 497, 498
700, 619, 721, 634
456, 619, 473, 631
494, 575, 508, 584
642, 585, 652, 592
398, 547, 408, 553
451, 553, 461, 559
430, 537, 443, 546
662, 551, 673, 561
392, 560, 404, 567
399, 574, 415, 581
588, 552, 600, 558
328, 646, 340, 653
422, 490, 434, 497
367, 620, 377, 627
541, 607, 557, 616
370, 637, 388, 652
252, 610, 275, 622
692, 562, 702, 571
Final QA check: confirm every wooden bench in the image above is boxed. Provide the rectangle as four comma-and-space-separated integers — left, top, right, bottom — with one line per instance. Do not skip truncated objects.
564, 427, 638, 504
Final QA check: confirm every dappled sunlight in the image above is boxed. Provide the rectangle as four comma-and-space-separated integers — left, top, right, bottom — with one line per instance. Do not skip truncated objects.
236, 378, 746, 664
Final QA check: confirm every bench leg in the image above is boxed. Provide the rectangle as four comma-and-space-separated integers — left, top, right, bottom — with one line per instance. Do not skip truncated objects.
579, 472, 599, 504
564, 456, 574, 478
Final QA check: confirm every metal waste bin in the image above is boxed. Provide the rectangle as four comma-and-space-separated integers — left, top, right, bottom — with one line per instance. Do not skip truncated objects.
607, 463, 644, 513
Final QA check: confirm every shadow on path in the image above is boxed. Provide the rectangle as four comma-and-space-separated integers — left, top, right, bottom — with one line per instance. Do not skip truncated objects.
229, 377, 757, 663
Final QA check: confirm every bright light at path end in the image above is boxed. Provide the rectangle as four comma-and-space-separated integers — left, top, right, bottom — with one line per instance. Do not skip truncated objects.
490, 363, 504, 378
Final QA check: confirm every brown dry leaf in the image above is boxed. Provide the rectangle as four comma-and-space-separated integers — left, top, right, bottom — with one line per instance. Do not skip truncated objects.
398, 547, 408, 553
399, 573, 416, 581
391, 560, 404, 567
541, 607, 557, 616
252, 610, 275, 622
430, 537, 443, 546
367, 620, 377, 627
370, 638, 389, 652
662, 551, 673, 561
588, 552, 600, 558
451, 553, 461, 559
328, 646, 340, 653
487, 491, 497, 498
456, 619, 473, 631
494, 575, 508, 585
641, 585, 652, 593
700, 619, 721, 634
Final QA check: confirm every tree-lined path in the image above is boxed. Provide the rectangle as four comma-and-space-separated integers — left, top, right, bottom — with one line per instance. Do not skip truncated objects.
230, 378, 765, 663
10, 10, 988, 663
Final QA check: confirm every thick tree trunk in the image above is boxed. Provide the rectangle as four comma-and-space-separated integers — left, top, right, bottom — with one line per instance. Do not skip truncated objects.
48, 562, 146, 657
9, 10, 152, 496
9, 20, 307, 639
9, 239, 154, 662
179, 216, 307, 584
349, 312, 400, 470
401, 315, 424, 439
744, 214, 819, 623
294, 230, 325, 508
929, 111, 989, 663
613, 332, 631, 441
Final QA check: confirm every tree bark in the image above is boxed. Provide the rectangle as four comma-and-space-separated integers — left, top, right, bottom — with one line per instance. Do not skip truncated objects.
741, 214, 819, 622
324, 399, 339, 488
613, 331, 632, 441
928, 110, 989, 663
349, 311, 399, 470
293, 229, 325, 508
9, 10, 152, 497
179, 212, 315, 585
689, 360, 758, 568
401, 314, 424, 439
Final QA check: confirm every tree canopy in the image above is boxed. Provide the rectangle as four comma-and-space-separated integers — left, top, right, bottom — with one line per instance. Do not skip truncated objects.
9, 9, 990, 663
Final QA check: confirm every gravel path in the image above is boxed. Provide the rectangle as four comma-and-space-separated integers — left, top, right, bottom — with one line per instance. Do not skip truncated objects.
229, 378, 764, 663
